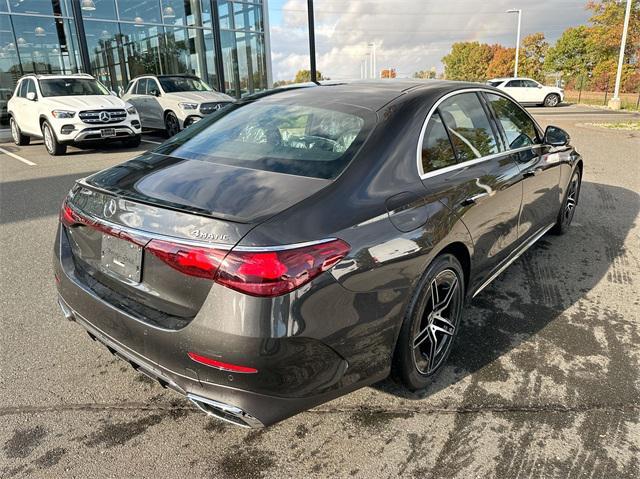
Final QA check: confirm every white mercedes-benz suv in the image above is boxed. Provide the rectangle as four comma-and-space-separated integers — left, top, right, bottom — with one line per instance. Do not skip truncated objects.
487, 77, 564, 107
7, 73, 141, 155
121, 74, 234, 137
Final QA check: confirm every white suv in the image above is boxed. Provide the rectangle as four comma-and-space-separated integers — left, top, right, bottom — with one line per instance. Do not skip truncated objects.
122, 75, 234, 137
487, 77, 564, 107
7, 73, 142, 155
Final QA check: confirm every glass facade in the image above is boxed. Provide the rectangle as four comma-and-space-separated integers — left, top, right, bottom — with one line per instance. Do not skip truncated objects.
0, 0, 270, 128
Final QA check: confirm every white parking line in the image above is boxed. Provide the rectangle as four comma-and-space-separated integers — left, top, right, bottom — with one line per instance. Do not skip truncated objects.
141, 139, 162, 145
0, 146, 37, 166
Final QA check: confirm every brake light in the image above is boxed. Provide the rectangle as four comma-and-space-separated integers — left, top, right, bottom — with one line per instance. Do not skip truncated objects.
60, 201, 81, 227
147, 238, 350, 297
146, 239, 227, 280
187, 352, 258, 373
216, 239, 350, 297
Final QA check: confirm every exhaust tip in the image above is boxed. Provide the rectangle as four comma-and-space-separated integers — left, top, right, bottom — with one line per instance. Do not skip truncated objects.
187, 394, 264, 429
57, 297, 75, 321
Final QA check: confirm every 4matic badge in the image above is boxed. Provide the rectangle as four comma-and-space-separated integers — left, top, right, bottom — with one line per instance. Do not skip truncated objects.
191, 229, 229, 242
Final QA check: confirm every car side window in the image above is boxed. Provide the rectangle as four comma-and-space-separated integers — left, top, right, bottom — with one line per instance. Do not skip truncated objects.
26, 79, 37, 97
421, 111, 457, 174
16, 80, 26, 98
523, 80, 539, 88
134, 79, 146, 95
438, 92, 500, 162
148, 80, 160, 95
486, 93, 539, 149
506, 80, 522, 87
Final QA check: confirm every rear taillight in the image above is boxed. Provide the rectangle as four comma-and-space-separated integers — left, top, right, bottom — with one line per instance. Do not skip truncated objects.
147, 238, 350, 297
216, 240, 350, 297
60, 201, 81, 227
146, 239, 227, 280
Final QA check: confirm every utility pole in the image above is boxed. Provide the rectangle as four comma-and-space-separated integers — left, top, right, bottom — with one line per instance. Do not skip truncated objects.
609, 0, 632, 110
307, 0, 317, 83
507, 9, 522, 78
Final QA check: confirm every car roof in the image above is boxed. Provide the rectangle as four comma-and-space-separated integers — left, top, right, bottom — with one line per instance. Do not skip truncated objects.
260, 79, 482, 111
132, 74, 200, 80
19, 73, 94, 81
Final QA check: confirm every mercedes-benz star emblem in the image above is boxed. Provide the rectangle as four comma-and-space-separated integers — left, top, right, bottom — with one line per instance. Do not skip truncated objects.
99, 111, 111, 122
103, 198, 117, 218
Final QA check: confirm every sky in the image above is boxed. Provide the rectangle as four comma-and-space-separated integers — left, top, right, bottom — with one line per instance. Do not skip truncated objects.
266, 0, 593, 81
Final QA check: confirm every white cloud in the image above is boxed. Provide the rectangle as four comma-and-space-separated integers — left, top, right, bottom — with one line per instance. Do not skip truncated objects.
268, 0, 592, 81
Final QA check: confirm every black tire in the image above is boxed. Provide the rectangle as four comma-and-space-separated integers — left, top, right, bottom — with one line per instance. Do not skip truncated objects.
164, 111, 180, 137
392, 254, 465, 391
42, 121, 67, 156
551, 168, 581, 235
123, 135, 142, 148
544, 94, 561, 107
10, 117, 30, 146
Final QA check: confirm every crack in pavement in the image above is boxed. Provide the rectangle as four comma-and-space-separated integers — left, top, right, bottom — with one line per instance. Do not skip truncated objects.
1, 402, 638, 417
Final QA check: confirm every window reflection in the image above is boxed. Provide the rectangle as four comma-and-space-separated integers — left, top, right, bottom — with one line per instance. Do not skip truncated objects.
438, 93, 499, 161
421, 112, 457, 173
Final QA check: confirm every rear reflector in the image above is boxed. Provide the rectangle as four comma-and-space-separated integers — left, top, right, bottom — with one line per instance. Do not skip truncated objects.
187, 352, 258, 374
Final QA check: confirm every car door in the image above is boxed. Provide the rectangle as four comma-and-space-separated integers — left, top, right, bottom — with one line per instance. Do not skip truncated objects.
145, 78, 165, 129
419, 91, 523, 285
484, 92, 562, 240
522, 79, 544, 103
127, 79, 150, 127
23, 79, 42, 135
501, 79, 526, 103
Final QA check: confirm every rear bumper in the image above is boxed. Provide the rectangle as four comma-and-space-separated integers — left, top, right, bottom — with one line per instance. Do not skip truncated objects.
53, 225, 370, 427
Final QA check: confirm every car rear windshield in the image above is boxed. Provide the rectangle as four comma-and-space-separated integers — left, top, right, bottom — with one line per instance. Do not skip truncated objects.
39, 78, 110, 97
159, 77, 213, 93
152, 101, 371, 179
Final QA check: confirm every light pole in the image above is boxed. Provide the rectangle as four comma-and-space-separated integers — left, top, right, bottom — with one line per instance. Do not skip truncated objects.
507, 9, 522, 78
609, 0, 632, 110
368, 43, 376, 79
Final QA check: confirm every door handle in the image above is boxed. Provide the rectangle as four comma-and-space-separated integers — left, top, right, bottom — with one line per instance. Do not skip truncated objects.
460, 192, 490, 207
523, 170, 538, 178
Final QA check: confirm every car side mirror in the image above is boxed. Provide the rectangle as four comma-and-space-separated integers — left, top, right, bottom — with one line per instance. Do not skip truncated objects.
537, 85, 543, 88
26, 91, 37, 101
544, 125, 570, 147
150, 89, 160, 97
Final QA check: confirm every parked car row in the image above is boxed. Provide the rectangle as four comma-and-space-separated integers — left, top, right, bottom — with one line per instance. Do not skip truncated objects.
7, 73, 234, 156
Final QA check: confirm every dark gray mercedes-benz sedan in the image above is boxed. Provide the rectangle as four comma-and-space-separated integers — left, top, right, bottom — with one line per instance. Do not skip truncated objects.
55, 81, 582, 428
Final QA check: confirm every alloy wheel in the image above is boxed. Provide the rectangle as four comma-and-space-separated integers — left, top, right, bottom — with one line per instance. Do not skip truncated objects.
10, 119, 19, 143
546, 95, 559, 107
411, 269, 462, 375
563, 174, 579, 225
44, 125, 53, 153
166, 114, 180, 137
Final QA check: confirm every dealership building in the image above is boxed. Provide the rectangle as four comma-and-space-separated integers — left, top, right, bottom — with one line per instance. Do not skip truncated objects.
0, 0, 272, 129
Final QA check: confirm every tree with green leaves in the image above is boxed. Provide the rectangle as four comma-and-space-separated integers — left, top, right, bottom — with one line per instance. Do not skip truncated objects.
519, 33, 549, 82
413, 69, 436, 79
544, 26, 593, 80
294, 69, 326, 83
442, 42, 493, 81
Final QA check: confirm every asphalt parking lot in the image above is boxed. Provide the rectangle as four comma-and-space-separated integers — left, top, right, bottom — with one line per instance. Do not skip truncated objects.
1, 105, 639, 478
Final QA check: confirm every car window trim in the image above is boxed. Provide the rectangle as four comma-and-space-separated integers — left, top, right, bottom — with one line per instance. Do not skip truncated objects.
477, 91, 507, 152
416, 88, 543, 180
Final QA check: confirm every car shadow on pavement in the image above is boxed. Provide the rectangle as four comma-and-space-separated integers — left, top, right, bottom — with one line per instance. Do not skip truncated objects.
373, 180, 639, 401
0, 172, 98, 226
